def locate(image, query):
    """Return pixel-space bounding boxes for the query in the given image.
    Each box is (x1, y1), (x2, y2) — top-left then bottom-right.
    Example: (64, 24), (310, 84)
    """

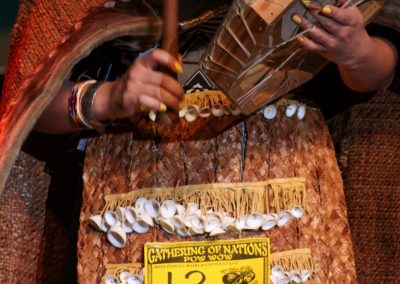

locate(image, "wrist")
(92, 81), (115, 122)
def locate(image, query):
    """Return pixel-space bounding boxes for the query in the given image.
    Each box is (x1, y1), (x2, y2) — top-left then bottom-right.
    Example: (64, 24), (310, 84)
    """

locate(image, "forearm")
(34, 80), (115, 134)
(338, 36), (398, 92)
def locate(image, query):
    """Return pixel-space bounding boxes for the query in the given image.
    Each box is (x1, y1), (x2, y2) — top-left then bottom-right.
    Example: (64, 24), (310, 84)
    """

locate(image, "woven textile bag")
(78, 105), (357, 283)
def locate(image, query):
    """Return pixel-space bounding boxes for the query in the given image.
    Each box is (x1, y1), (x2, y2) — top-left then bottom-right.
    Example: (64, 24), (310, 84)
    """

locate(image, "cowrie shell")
(263, 104), (277, 120)
(285, 104), (297, 118)
(297, 105), (306, 120)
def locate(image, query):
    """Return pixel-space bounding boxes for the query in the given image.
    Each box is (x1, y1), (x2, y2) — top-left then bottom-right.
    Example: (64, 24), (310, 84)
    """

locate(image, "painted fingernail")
(291, 15), (302, 25)
(301, 0), (312, 6)
(160, 103), (167, 112)
(297, 36), (304, 43)
(322, 6), (332, 14)
(174, 61), (183, 74)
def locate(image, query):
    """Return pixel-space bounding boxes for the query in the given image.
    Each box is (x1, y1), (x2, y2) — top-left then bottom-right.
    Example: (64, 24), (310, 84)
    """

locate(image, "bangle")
(68, 80), (96, 128)
(80, 81), (107, 129)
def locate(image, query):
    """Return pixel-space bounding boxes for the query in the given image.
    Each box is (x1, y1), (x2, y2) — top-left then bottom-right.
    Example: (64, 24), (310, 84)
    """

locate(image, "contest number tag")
(144, 238), (270, 284)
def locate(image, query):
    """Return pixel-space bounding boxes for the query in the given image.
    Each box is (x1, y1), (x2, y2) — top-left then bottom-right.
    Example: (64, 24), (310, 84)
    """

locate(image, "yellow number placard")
(144, 238), (270, 284)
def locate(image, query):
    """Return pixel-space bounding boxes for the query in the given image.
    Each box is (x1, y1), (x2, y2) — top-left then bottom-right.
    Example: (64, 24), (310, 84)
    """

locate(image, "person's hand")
(95, 48), (184, 121)
(291, 1), (372, 68)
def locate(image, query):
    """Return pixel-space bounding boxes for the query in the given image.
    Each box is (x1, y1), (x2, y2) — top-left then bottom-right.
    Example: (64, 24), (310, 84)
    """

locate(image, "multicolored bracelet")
(68, 80), (107, 129)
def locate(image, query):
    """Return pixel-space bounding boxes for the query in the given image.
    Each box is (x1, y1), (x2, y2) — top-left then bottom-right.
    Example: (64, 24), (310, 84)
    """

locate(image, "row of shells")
(89, 198), (304, 248)
(262, 103), (306, 120)
(149, 103), (241, 122)
(105, 271), (143, 284)
(103, 266), (312, 284)
(270, 266), (312, 284)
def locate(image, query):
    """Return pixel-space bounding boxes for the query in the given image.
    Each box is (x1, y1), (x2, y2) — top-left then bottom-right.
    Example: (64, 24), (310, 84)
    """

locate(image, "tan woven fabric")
(78, 108), (357, 283)
(330, 88), (400, 283)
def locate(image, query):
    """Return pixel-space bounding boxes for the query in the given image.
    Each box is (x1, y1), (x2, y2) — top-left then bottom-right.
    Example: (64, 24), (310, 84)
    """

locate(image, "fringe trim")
(270, 248), (314, 272)
(101, 263), (143, 283)
(101, 248), (314, 283)
(180, 90), (232, 109)
(101, 177), (307, 216)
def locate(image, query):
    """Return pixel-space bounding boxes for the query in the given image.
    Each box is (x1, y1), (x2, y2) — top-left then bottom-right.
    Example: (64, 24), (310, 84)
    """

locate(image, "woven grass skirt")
(78, 103), (357, 283)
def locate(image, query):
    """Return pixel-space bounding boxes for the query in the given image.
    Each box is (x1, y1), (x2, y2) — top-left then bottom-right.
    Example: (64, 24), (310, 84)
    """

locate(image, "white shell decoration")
(127, 274), (143, 284)
(89, 200), (305, 248)
(144, 199), (161, 219)
(88, 215), (103, 231)
(263, 104), (277, 120)
(116, 206), (126, 222)
(261, 214), (277, 231)
(185, 106), (198, 122)
(297, 105), (306, 120)
(176, 227), (188, 237)
(179, 106), (188, 118)
(187, 202), (199, 212)
(223, 105), (231, 115)
(245, 213), (264, 230)
(100, 219), (110, 233)
(176, 204), (185, 215)
(209, 227), (225, 236)
(285, 104), (297, 118)
(170, 216), (184, 229)
(159, 218), (175, 234)
(104, 211), (118, 227)
(290, 206), (304, 219)
(120, 271), (131, 282)
(135, 197), (148, 213)
(122, 220), (134, 233)
(211, 104), (224, 117)
(104, 1), (116, 8)
(272, 275), (290, 284)
(149, 110), (157, 122)
(160, 200), (177, 219)
(138, 213), (154, 227)
(199, 107), (212, 118)
(204, 215), (222, 233)
(105, 275), (119, 284)
(301, 270), (312, 282)
(271, 266), (286, 278)
(230, 104), (241, 116)
(132, 220), (150, 234)
(107, 225), (127, 248)
(222, 216), (235, 229)
(289, 270), (303, 283)
(125, 207), (138, 225)
(277, 210), (293, 227)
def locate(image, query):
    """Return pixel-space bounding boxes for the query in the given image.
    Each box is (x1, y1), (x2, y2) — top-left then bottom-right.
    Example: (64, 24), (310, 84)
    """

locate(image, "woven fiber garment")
(0, 0), (162, 194)
(0, 151), (50, 282)
(78, 107), (356, 283)
(329, 87), (400, 283)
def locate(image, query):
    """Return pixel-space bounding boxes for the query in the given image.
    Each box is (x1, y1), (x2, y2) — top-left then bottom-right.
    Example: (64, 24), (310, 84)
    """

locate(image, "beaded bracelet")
(68, 80), (106, 129)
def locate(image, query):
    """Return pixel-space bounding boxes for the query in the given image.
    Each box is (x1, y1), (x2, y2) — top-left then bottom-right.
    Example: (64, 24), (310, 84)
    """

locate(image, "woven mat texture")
(0, 151), (50, 282)
(78, 108), (357, 283)
(329, 88), (400, 283)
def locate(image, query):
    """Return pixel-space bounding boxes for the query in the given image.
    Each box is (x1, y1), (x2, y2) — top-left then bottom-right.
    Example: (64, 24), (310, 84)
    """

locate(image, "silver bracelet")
(80, 81), (108, 129)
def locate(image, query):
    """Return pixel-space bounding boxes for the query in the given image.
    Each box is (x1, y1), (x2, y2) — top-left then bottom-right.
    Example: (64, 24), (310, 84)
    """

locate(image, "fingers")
(319, 5), (362, 26)
(139, 48), (183, 75)
(291, 14), (335, 51)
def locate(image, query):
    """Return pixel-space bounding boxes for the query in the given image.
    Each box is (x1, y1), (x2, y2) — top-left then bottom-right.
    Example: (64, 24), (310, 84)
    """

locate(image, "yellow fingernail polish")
(322, 6), (332, 14)
(160, 103), (167, 112)
(297, 36), (304, 43)
(291, 15), (302, 25)
(174, 61), (183, 74)
(301, 0), (311, 6)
